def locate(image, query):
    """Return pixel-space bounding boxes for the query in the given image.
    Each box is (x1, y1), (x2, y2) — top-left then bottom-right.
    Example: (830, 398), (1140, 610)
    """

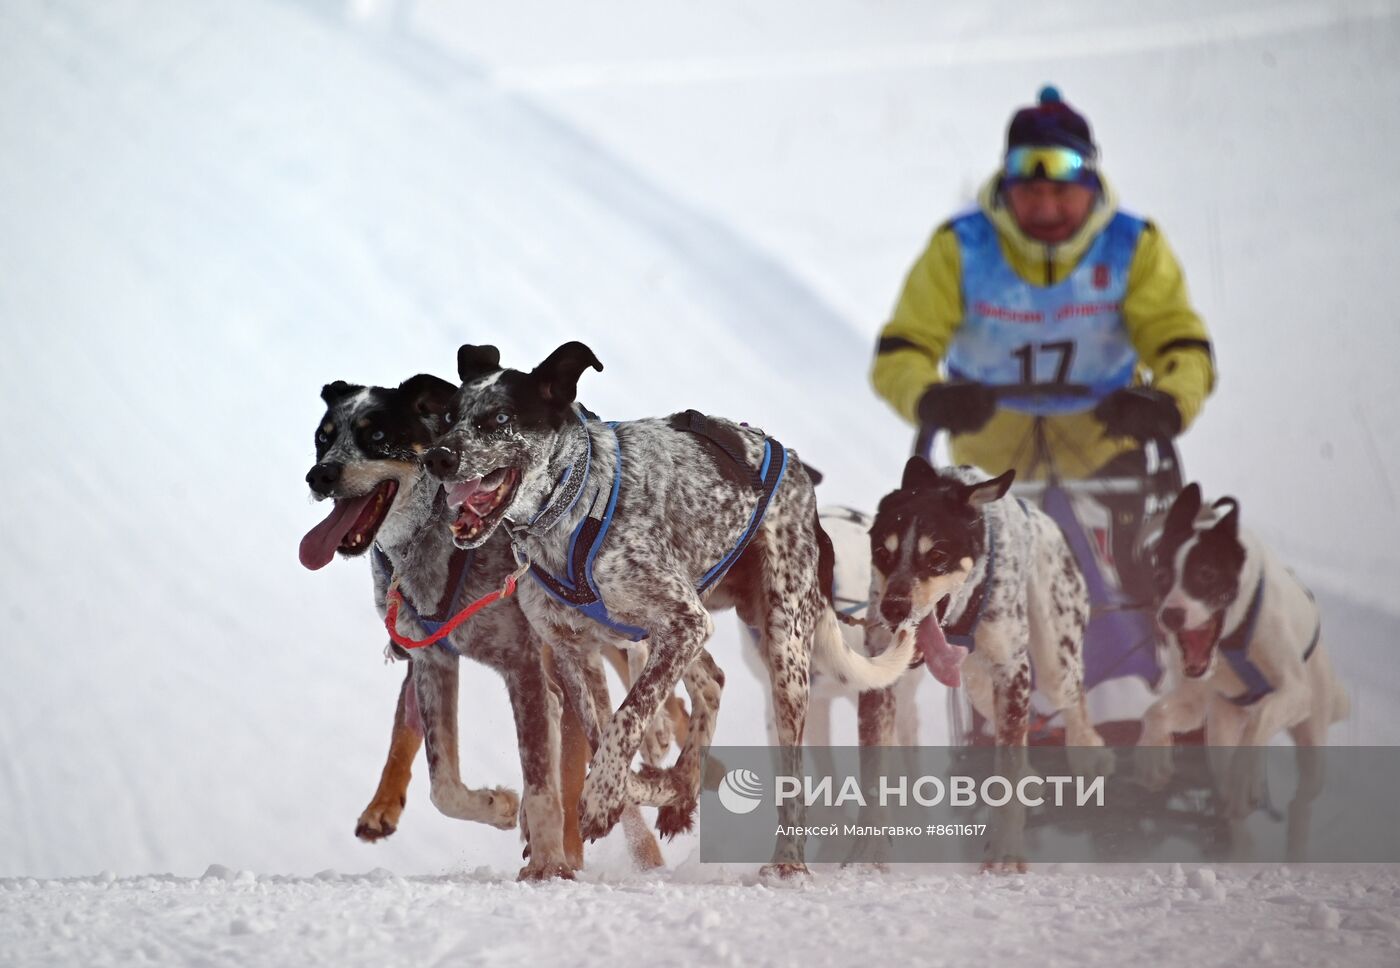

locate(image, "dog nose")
(424, 446), (459, 479)
(306, 462), (342, 496)
(880, 593), (912, 626)
(1159, 606), (1186, 632)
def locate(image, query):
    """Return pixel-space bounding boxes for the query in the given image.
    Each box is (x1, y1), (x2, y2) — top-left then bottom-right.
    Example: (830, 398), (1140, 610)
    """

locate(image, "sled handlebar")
(913, 382), (1095, 460)
(986, 382), (1094, 400)
(912, 380), (1185, 501)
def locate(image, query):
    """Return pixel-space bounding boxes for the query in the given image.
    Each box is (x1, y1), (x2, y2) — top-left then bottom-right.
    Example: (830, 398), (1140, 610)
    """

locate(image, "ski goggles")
(1003, 145), (1097, 184)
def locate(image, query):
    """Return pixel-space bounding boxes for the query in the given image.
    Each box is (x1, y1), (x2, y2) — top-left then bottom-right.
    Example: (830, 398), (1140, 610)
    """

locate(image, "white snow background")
(2, 1), (1399, 965)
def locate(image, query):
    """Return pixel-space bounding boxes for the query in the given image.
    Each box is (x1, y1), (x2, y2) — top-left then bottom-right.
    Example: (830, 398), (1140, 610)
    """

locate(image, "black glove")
(917, 382), (997, 436)
(1093, 387), (1182, 443)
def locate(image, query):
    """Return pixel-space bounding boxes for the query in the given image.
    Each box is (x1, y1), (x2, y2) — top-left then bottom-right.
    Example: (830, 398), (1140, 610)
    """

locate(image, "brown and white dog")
(863, 459), (1104, 753)
(863, 458), (1108, 868)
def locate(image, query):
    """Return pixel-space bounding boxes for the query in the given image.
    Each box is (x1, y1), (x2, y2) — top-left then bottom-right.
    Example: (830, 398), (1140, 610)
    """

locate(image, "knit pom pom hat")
(1006, 85), (1096, 157)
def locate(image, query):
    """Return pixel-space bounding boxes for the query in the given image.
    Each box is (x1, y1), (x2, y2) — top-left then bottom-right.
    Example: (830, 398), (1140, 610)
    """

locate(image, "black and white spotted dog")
(298, 375), (573, 880)
(863, 458), (1106, 755)
(739, 506), (923, 747)
(423, 341), (917, 873)
(1136, 484), (1349, 818)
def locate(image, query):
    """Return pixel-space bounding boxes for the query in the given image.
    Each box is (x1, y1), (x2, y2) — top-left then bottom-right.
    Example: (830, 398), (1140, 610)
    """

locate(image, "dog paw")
(654, 800), (697, 840)
(578, 771), (625, 843)
(429, 782), (520, 829)
(758, 862), (810, 882)
(517, 860), (576, 883)
(578, 799), (625, 843)
(628, 836), (666, 871)
(579, 760), (627, 842)
(839, 861), (891, 874)
(1133, 745), (1174, 792)
(485, 787), (521, 830)
(354, 799), (404, 842)
(979, 859), (1029, 875)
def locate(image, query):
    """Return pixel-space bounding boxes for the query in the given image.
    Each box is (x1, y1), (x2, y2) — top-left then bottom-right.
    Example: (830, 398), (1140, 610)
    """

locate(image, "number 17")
(1011, 340), (1075, 384)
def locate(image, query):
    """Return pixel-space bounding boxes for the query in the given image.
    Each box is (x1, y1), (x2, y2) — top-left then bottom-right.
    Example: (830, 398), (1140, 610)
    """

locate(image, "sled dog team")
(300, 341), (1347, 878)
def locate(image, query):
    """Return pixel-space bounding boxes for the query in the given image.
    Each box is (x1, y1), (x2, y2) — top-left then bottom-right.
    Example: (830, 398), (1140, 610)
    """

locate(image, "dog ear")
(958, 468), (1015, 507)
(1210, 496), (1240, 540)
(1163, 482), (1203, 537)
(397, 374), (457, 418)
(457, 345), (502, 383)
(320, 380), (363, 405)
(900, 456), (940, 490)
(531, 341), (603, 405)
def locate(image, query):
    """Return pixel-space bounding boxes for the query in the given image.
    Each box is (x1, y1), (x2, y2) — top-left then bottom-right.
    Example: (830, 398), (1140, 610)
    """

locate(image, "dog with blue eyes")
(424, 341), (918, 876)
(1136, 483), (1349, 820)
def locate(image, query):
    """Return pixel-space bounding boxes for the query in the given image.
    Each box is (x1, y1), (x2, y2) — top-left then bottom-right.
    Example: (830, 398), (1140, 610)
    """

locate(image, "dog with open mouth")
(863, 457), (1107, 869)
(300, 374), (580, 880)
(1136, 484), (1349, 822)
(423, 341), (917, 876)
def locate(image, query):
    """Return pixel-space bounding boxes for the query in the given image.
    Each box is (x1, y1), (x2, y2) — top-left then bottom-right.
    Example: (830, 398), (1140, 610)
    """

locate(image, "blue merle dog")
(423, 341), (916, 875)
(300, 374), (574, 880)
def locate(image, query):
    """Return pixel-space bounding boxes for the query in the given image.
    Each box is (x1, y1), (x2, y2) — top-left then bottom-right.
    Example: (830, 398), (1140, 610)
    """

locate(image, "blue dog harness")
(371, 543), (475, 658)
(1220, 576), (1323, 707)
(522, 409), (789, 642)
(932, 498), (1043, 651)
(936, 518), (998, 650)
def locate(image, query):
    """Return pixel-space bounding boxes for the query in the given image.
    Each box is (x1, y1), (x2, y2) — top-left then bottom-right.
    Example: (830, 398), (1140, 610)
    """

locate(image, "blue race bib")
(945, 210), (1144, 415)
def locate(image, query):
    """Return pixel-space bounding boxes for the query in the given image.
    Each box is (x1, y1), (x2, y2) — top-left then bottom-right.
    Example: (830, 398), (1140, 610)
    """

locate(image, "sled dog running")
(299, 374), (664, 879)
(1136, 483), (1348, 830)
(424, 341), (917, 875)
(863, 457), (1109, 868)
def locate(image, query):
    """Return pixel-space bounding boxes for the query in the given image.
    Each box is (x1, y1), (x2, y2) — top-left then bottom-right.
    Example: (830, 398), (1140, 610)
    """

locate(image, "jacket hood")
(977, 172), (1121, 270)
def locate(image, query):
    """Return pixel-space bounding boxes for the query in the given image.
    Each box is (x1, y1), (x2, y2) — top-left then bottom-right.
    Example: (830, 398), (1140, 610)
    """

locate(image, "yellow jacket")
(871, 175), (1215, 479)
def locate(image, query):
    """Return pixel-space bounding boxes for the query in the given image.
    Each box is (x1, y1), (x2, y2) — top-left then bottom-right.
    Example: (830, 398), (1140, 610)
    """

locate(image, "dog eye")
(371, 430), (385, 442)
(493, 411), (511, 426)
(316, 431), (328, 444)
(1152, 566), (1173, 594)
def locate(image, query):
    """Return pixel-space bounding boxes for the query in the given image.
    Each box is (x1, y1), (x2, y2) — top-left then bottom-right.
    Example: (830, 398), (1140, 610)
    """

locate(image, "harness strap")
(669, 409), (763, 491)
(527, 423), (649, 641)
(522, 408), (593, 536)
(697, 437), (787, 594)
(1223, 576), (1323, 707)
(939, 527), (994, 650)
(383, 557), (529, 653)
(373, 544), (477, 657)
(937, 498), (1024, 650)
(526, 415), (788, 641)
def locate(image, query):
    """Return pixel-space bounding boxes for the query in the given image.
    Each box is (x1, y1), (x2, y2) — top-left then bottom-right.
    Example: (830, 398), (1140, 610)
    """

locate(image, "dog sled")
(916, 382), (1199, 747)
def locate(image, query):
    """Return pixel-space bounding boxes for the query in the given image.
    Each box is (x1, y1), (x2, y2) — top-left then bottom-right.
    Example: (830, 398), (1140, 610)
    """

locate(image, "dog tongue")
(447, 478), (486, 510)
(915, 615), (969, 688)
(298, 493), (377, 571)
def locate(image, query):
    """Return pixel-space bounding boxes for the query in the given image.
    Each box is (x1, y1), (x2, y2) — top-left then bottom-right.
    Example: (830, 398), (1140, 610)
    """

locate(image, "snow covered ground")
(2, 0), (1399, 964)
(6, 865), (1400, 968)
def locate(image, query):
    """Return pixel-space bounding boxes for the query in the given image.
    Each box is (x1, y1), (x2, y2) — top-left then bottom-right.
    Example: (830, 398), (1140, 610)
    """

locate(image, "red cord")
(383, 572), (521, 650)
